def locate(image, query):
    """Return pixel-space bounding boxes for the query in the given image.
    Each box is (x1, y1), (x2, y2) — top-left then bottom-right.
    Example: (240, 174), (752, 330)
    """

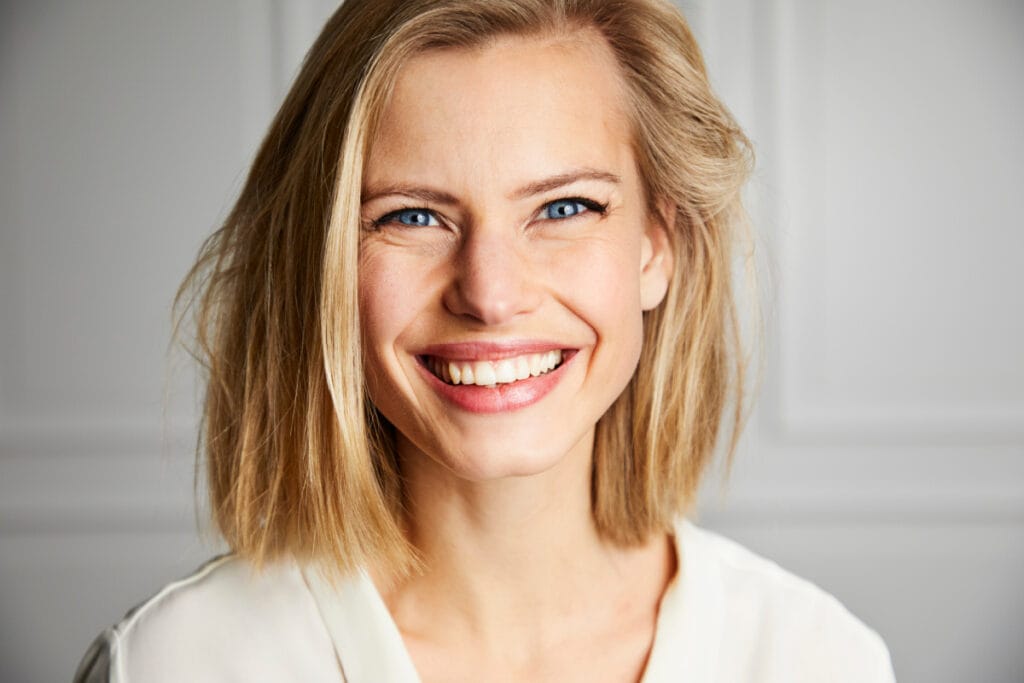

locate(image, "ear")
(640, 199), (675, 311)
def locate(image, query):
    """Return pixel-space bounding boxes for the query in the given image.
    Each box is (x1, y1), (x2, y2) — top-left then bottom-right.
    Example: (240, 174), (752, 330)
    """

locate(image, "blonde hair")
(174, 0), (752, 577)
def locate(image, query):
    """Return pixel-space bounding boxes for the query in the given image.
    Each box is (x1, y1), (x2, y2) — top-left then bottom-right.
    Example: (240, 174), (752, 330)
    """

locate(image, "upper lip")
(415, 340), (571, 361)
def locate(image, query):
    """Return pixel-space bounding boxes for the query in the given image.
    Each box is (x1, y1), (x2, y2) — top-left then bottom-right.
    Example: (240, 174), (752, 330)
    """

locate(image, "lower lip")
(417, 352), (575, 414)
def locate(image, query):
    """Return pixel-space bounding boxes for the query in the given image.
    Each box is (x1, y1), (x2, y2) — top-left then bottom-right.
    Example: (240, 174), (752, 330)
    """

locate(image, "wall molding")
(0, 417), (196, 457)
(6, 488), (1019, 535)
(698, 488), (1024, 527)
(3, 450), (1020, 535)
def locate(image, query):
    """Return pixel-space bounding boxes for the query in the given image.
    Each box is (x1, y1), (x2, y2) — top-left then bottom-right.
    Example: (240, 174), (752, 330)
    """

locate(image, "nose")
(442, 230), (542, 325)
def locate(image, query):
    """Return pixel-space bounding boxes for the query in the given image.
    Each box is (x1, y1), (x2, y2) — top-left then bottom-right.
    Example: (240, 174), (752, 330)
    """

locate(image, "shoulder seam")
(688, 522), (891, 653)
(113, 554), (237, 642)
(691, 524), (824, 595)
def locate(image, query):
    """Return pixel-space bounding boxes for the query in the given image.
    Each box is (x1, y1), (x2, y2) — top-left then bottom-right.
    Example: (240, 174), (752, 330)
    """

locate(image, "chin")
(455, 451), (562, 482)
(419, 431), (588, 483)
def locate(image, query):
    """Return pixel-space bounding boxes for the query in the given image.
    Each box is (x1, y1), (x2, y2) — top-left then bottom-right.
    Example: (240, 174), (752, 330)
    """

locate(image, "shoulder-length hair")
(174, 0), (752, 577)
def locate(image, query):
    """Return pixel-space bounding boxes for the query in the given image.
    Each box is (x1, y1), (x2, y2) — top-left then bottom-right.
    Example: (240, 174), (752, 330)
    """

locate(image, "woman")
(76, 0), (894, 680)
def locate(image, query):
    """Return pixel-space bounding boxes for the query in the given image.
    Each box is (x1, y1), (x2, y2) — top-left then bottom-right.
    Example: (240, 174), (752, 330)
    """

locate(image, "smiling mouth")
(421, 350), (566, 387)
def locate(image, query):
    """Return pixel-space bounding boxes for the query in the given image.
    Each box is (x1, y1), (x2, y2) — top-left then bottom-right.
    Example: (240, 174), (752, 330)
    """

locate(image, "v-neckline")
(300, 520), (722, 682)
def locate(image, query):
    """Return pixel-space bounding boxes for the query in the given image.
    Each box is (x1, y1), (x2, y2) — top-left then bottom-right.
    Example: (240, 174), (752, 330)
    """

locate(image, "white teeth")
(473, 362), (497, 387)
(435, 350), (564, 386)
(494, 361), (517, 384)
(514, 356), (531, 381)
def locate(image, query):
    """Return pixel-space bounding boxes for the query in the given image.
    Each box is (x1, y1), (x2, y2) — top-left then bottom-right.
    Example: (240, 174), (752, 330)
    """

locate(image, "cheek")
(358, 246), (434, 347)
(356, 255), (394, 397)
(357, 251), (423, 416)
(357, 256), (399, 359)
(552, 236), (645, 328)
(357, 250), (423, 404)
(547, 235), (647, 386)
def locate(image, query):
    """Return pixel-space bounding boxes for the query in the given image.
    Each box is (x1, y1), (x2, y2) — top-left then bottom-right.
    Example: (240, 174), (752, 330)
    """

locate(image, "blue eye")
(541, 198), (606, 220)
(377, 208), (439, 227)
(544, 199), (586, 219)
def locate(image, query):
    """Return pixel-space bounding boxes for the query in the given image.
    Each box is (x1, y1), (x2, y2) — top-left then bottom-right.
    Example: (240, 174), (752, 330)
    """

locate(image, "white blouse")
(74, 520), (895, 682)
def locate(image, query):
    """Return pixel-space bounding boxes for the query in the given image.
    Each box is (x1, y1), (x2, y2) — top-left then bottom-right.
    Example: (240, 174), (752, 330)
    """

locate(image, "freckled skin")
(358, 33), (673, 482)
(356, 33), (678, 682)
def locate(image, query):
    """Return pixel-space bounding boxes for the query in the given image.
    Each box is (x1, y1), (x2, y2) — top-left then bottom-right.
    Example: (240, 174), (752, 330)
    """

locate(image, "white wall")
(1, 1), (1021, 681)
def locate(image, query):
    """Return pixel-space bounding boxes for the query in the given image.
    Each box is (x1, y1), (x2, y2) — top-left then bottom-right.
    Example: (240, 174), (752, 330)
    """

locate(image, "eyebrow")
(361, 168), (621, 205)
(361, 185), (459, 205)
(510, 169), (622, 199)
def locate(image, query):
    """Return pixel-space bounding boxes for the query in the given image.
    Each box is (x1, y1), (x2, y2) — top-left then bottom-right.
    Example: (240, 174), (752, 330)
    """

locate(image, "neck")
(375, 429), (674, 654)
(405, 428), (603, 597)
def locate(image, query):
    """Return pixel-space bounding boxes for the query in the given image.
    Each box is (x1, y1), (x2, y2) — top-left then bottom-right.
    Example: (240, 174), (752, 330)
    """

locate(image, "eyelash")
(369, 196), (608, 230)
(540, 197), (608, 221)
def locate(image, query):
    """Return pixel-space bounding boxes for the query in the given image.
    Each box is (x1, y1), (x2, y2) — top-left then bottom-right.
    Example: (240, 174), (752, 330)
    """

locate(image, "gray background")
(1, 0), (1023, 681)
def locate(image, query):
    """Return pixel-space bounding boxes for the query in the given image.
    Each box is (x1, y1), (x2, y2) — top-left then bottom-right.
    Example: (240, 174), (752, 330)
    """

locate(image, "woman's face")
(358, 32), (672, 481)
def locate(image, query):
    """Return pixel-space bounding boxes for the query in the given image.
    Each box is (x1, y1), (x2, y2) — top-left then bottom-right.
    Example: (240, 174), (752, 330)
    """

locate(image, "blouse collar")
(300, 519), (722, 682)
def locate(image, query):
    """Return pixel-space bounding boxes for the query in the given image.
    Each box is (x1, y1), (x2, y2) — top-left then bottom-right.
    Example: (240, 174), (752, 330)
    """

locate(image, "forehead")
(365, 32), (637, 191)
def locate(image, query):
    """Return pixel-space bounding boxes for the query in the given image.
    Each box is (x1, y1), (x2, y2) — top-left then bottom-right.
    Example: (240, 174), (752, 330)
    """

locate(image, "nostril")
(441, 239), (542, 324)
(443, 276), (540, 326)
